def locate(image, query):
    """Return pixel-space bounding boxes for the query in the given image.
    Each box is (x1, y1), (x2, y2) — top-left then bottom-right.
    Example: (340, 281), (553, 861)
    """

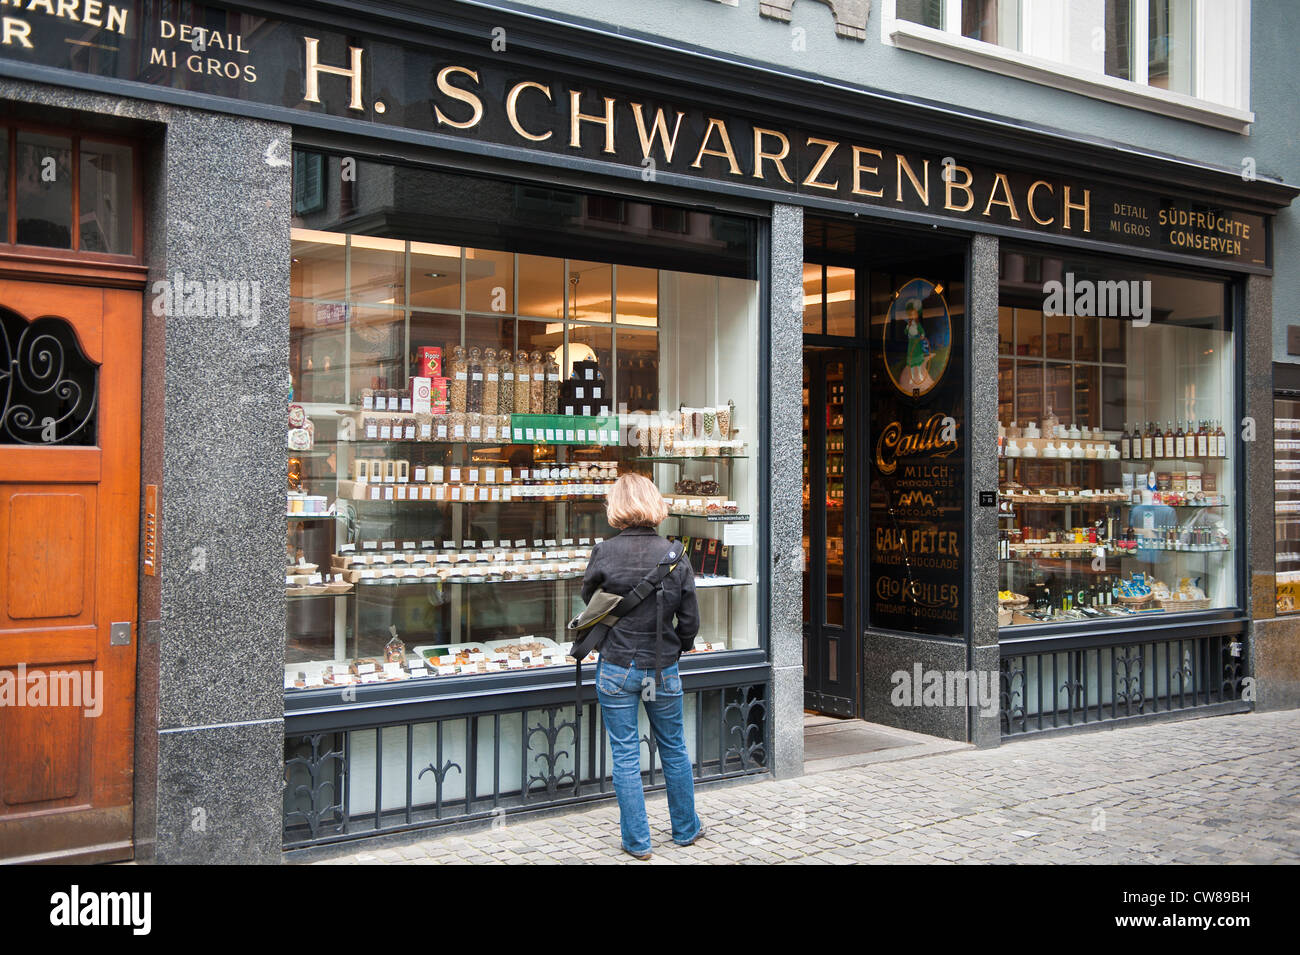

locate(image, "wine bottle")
(1174, 420), (1185, 459)
(1196, 420), (1209, 458)
(1142, 422), (1153, 460)
(1153, 422), (1165, 459)
(1120, 422), (1131, 460)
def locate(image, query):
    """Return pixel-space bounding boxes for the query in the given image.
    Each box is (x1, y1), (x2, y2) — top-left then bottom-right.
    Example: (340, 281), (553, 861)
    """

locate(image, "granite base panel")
(150, 720), (285, 865)
(1251, 616), (1300, 712)
(862, 632), (971, 742)
(770, 663), (806, 777)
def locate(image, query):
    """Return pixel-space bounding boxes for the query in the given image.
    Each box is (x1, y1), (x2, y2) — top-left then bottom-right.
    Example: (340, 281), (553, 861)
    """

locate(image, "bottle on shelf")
(1196, 420), (1209, 458)
(1120, 423), (1131, 460)
(1153, 422), (1164, 459)
(1141, 421), (1154, 460)
(1217, 420), (1228, 458)
(1174, 420), (1185, 459)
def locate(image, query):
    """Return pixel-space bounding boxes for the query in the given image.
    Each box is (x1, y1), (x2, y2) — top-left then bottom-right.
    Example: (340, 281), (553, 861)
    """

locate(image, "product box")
(689, 537), (708, 574)
(1203, 471), (1217, 492)
(703, 538), (721, 576)
(1187, 470), (1202, 493)
(416, 346), (443, 379)
(717, 544), (731, 578)
(1156, 471), (1171, 492)
(410, 376), (432, 414)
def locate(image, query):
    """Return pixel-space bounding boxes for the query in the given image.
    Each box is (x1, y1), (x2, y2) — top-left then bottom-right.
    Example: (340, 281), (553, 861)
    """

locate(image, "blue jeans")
(595, 659), (701, 855)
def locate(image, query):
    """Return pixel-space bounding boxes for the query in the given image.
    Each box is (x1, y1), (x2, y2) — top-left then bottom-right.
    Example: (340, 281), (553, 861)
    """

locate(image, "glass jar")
(514, 350), (532, 413)
(545, 352), (560, 414)
(498, 350), (514, 416)
(448, 345), (469, 413)
(529, 350), (546, 413)
(467, 346), (484, 413)
(482, 348), (500, 416)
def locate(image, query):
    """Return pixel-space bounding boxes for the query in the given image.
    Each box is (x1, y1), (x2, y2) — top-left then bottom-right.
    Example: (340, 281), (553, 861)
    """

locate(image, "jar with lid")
(467, 347), (484, 413)
(514, 350), (532, 413)
(544, 352), (561, 414)
(497, 349), (514, 415)
(448, 345), (469, 413)
(482, 348), (500, 416)
(529, 351), (546, 412)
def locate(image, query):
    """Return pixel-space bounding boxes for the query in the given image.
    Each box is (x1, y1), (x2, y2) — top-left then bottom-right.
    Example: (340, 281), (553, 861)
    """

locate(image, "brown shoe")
(623, 845), (653, 861)
(676, 824), (706, 847)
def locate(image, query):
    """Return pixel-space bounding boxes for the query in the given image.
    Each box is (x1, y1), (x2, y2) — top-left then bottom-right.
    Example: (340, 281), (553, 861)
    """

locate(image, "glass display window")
(998, 249), (1237, 628)
(285, 153), (761, 691)
(1274, 395), (1300, 614)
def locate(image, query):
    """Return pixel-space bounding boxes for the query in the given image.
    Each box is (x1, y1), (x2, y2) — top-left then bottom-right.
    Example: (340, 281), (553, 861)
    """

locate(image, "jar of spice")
(514, 350), (532, 413)
(448, 345), (469, 413)
(467, 347), (484, 413)
(498, 349), (515, 415)
(545, 352), (560, 414)
(482, 348), (500, 416)
(529, 351), (545, 413)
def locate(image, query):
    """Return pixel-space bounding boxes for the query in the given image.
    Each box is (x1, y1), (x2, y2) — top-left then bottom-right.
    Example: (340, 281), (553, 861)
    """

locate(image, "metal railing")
(999, 629), (1249, 737)
(283, 681), (769, 848)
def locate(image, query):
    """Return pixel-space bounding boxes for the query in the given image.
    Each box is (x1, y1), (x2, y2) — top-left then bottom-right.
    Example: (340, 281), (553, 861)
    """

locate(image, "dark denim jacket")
(580, 526), (699, 669)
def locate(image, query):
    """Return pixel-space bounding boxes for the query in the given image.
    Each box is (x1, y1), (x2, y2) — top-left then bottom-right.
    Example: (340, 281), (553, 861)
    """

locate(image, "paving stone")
(302, 711), (1300, 867)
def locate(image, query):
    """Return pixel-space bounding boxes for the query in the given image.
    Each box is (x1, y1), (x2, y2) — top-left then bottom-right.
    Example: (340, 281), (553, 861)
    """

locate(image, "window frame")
(880, 0), (1254, 134)
(0, 121), (143, 263)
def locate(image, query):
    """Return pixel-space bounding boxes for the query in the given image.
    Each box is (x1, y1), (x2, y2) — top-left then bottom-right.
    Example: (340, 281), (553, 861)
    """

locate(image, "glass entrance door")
(803, 348), (858, 716)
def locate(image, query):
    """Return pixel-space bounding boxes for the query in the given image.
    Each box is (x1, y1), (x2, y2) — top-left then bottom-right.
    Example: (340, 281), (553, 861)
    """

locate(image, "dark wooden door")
(802, 348), (859, 716)
(0, 280), (141, 863)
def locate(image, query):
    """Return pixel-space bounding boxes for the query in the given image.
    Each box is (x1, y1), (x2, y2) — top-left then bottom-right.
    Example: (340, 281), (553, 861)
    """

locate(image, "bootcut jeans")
(595, 658), (701, 855)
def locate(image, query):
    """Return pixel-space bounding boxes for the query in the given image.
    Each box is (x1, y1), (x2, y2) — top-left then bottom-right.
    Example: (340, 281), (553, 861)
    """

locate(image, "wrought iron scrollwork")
(525, 707), (577, 798)
(418, 757), (463, 805)
(723, 688), (767, 770)
(284, 733), (347, 839)
(1113, 647), (1145, 711)
(0, 309), (98, 445)
(999, 657), (1025, 733)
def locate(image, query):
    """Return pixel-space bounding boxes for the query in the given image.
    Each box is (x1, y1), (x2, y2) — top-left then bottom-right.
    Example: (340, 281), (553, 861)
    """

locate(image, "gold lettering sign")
(875, 413), (958, 475)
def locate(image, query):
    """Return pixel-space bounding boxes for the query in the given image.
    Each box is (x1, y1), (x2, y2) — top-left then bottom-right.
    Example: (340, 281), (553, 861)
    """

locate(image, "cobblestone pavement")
(309, 710), (1300, 865)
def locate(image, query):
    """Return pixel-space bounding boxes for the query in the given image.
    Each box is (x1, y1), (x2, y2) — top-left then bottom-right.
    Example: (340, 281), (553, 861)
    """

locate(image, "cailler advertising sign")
(0, 0), (1269, 265)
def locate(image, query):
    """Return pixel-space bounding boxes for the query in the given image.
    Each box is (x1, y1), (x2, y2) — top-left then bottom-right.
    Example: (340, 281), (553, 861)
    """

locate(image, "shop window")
(1275, 395), (1300, 614)
(802, 263), (856, 338)
(286, 154), (761, 691)
(998, 249), (1237, 629)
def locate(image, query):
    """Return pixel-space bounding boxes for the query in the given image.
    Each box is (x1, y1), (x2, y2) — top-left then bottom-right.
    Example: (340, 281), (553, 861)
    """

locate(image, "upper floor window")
(885, 0), (1252, 133)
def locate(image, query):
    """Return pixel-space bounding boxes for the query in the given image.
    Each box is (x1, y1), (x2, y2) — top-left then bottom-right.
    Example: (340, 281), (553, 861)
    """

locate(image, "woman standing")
(582, 472), (704, 860)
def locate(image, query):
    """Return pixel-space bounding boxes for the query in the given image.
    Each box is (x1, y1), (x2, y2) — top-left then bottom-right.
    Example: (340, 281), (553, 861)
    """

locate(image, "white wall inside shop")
(655, 271), (761, 651)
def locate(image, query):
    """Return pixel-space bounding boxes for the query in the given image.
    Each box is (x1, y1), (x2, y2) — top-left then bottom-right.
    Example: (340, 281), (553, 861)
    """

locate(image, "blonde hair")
(605, 472), (669, 529)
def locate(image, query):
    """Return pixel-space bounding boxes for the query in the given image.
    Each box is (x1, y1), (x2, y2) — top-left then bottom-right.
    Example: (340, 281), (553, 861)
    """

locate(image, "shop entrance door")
(0, 280), (142, 863)
(803, 348), (859, 716)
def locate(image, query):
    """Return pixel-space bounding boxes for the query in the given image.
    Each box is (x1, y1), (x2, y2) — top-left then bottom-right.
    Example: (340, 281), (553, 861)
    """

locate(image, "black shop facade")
(0, 0), (1291, 862)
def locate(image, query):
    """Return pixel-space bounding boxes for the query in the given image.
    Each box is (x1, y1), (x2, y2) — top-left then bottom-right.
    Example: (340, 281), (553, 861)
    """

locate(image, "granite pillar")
(968, 233), (1001, 747)
(768, 203), (806, 778)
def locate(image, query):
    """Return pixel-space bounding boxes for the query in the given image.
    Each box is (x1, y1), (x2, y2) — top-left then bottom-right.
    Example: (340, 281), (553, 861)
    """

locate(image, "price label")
(414, 467), (427, 482)
(305, 673), (325, 687)
(379, 424), (392, 439)
(472, 372), (483, 381)
(565, 430), (575, 442)
(420, 423), (433, 439)
(436, 423), (448, 439)
(437, 665), (457, 676)
(545, 429), (555, 441)
(384, 486), (395, 500)
(507, 659), (524, 669)
(355, 662), (376, 675)
(365, 425), (378, 439)
(468, 468), (480, 483)
(339, 543), (356, 553)
(525, 428), (536, 440)
(514, 428), (524, 440)
(470, 426), (482, 440)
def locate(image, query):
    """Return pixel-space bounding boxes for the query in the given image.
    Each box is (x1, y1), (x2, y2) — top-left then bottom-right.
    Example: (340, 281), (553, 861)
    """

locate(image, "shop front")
(0, 0), (1293, 862)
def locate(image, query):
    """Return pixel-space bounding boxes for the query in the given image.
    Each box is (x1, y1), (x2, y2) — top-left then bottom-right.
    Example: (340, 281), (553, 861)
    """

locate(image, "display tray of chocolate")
(675, 478), (699, 495)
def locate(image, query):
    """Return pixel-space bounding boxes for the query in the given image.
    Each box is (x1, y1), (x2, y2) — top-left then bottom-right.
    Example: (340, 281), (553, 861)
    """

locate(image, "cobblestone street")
(307, 709), (1300, 865)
